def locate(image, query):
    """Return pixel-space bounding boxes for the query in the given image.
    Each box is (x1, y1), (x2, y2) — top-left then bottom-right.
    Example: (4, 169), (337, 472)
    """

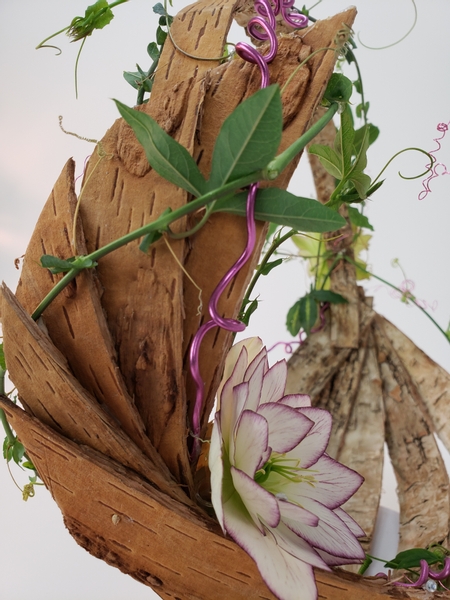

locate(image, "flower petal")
(285, 407), (332, 468)
(223, 496), (319, 600)
(217, 337), (263, 400)
(244, 346), (268, 381)
(277, 498), (319, 528)
(257, 403), (314, 453)
(243, 355), (266, 413)
(334, 507), (366, 538)
(270, 520), (330, 571)
(233, 410), (269, 477)
(231, 466), (280, 529)
(260, 361), (287, 404)
(279, 394), (312, 408)
(280, 454), (364, 509)
(282, 497), (365, 561)
(209, 416), (225, 531)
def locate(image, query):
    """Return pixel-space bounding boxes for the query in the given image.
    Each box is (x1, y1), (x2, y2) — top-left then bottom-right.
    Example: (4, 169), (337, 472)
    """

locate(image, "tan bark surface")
(338, 334), (385, 550)
(15, 159), (160, 463)
(1, 284), (189, 504)
(374, 317), (450, 551)
(382, 316), (450, 453)
(1, 396), (442, 600)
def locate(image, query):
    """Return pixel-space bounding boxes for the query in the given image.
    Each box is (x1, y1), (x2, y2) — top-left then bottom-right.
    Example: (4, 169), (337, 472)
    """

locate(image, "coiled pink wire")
(189, 0), (308, 460)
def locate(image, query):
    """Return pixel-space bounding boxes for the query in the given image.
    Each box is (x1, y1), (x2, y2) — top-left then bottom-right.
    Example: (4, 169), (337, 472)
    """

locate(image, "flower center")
(254, 452), (317, 487)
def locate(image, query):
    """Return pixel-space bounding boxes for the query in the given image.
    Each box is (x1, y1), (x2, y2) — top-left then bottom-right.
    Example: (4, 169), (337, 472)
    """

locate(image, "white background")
(0, 0), (449, 598)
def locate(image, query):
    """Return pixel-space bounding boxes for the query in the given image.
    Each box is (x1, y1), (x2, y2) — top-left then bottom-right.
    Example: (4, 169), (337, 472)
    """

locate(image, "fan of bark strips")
(285, 108), (450, 561)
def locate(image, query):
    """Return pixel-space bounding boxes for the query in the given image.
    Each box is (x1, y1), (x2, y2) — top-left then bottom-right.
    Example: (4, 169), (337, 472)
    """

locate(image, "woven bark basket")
(1, 1), (446, 598)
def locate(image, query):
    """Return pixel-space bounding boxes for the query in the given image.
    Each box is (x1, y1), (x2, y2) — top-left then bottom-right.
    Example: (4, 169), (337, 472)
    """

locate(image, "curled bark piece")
(338, 333), (385, 551)
(15, 159), (160, 464)
(374, 317), (450, 551)
(1, 284), (189, 505)
(382, 316), (450, 454)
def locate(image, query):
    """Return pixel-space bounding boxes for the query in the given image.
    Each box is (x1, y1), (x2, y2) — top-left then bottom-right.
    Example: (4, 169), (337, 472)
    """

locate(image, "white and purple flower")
(209, 337), (365, 600)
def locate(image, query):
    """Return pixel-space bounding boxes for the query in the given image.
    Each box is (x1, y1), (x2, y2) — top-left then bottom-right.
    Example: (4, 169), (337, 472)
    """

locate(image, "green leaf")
(241, 298), (259, 326)
(123, 70), (152, 92)
(12, 441), (25, 465)
(0, 343), (6, 371)
(287, 294), (318, 336)
(115, 100), (207, 197)
(212, 188), (347, 232)
(354, 123), (379, 155)
(208, 85), (282, 189)
(286, 300), (302, 336)
(259, 258), (283, 276)
(349, 171), (371, 199)
(308, 145), (342, 180)
(384, 548), (440, 570)
(347, 207), (374, 231)
(353, 78), (362, 94)
(40, 255), (75, 274)
(323, 73), (353, 104)
(153, 2), (166, 16)
(156, 26), (167, 46)
(311, 290), (348, 304)
(147, 41), (160, 61)
(356, 101), (369, 119)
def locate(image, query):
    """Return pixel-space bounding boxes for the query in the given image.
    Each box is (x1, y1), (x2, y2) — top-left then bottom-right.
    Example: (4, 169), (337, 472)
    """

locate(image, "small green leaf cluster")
(123, 2), (173, 104)
(309, 103), (382, 209)
(286, 289), (347, 337)
(68, 0), (118, 42)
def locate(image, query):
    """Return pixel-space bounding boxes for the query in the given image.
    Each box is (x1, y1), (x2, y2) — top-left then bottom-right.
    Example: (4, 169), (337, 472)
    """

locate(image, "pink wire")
(188, 0), (308, 461)
(419, 121), (450, 200)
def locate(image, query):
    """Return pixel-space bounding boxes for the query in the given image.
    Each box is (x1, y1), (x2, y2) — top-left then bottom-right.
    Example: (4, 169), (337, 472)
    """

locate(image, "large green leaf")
(115, 100), (207, 197)
(213, 188), (346, 232)
(334, 106), (354, 175)
(208, 85), (282, 189)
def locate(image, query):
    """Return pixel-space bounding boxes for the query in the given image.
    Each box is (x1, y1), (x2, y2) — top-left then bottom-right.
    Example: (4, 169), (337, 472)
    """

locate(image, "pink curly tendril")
(393, 557), (450, 591)
(418, 121), (450, 201)
(388, 279), (438, 312)
(189, 0), (308, 461)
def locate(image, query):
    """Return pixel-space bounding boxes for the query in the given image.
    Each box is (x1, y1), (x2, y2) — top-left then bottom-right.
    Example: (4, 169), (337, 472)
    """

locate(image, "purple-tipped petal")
(283, 497), (365, 561)
(285, 407), (332, 468)
(257, 403), (314, 453)
(243, 356), (266, 413)
(209, 417), (225, 531)
(271, 521), (330, 571)
(244, 347), (268, 381)
(260, 361), (287, 404)
(279, 394), (312, 408)
(334, 507), (366, 538)
(231, 466), (280, 529)
(220, 379), (249, 452)
(277, 498), (319, 528)
(223, 499), (320, 600)
(233, 410), (269, 476)
(286, 455), (364, 509)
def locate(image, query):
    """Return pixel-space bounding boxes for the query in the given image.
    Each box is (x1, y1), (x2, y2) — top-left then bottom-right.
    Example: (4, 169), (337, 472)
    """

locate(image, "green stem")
(109, 0), (129, 8)
(264, 103), (339, 179)
(345, 257), (450, 344)
(35, 26), (70, 51)
(0, 368), (15, 445)
(168, 203), (216, 239)
(240, 228), (296, 321)
(32, 171), (263, 321)
(74, 37), (86, 100)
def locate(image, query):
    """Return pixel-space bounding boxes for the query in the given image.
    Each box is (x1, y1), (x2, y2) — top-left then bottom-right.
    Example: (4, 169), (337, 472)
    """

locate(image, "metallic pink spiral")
(189, 0), (308, 460)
